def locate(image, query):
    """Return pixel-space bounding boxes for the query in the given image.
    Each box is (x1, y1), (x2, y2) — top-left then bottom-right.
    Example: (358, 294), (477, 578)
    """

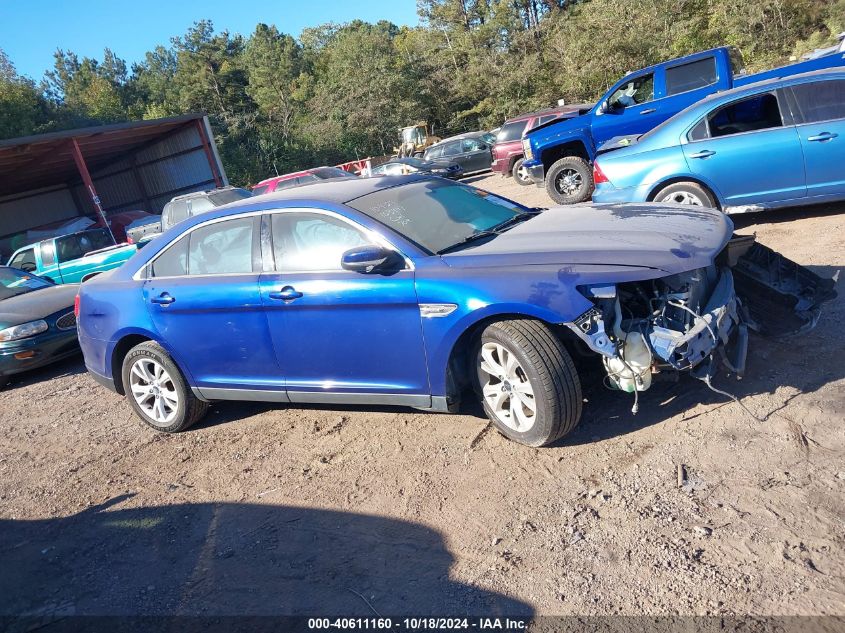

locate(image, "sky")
(0, 0), (421, 80)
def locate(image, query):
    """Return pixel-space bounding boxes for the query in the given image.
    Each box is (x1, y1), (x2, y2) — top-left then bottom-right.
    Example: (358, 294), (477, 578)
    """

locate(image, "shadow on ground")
(0, 497), (532, 618)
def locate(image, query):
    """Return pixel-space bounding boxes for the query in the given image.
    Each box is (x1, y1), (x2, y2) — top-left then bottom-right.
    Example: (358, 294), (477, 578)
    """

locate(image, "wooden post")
(70, 138), (117, 244)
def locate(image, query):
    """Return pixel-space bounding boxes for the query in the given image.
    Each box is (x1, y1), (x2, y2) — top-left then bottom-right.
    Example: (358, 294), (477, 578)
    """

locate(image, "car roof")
(701, 67), (845, 105)
(254, 168), (329, 186)
(169, 186), (245, 202)
(428, 131), (488, 148)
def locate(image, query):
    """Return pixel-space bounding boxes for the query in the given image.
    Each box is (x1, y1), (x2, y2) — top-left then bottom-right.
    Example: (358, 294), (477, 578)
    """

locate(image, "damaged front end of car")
(565, 235), (837, 398)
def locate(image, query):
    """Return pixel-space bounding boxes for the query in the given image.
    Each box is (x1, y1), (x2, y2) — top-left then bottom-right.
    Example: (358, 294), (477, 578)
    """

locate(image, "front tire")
(121, 341), (208, 433)
(545, 156), (593, 205)
(512, 158), (532, 186)
(475, 320), (582, 447)
(652, 181), (717, 208)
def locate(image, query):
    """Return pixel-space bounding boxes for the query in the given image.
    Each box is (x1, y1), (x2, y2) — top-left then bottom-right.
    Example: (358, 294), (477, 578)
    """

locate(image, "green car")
(0, 266), (80, 388)
(7, 228), (138, 284)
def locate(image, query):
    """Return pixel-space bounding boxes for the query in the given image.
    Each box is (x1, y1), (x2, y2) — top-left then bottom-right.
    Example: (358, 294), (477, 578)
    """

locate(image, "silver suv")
(161, 187), (252, 231)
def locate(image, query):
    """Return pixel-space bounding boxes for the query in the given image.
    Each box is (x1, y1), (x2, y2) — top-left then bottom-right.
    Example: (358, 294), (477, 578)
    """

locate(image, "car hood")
(442, 203), (732, 274)
(0, 284), (78, 329)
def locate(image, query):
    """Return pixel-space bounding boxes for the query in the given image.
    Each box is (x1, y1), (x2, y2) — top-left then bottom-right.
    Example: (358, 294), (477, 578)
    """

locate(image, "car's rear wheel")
(652, 182), (717, 208)
(512, 158), (532, 186)
(475, 319), (582, 447)
(545, 156), (594, 204)
(121, 341), (208, 433)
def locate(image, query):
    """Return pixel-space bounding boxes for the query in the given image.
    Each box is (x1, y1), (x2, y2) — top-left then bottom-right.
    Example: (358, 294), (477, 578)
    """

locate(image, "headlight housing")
(522, 138), (533, 161)
(0, 320), (49, 342)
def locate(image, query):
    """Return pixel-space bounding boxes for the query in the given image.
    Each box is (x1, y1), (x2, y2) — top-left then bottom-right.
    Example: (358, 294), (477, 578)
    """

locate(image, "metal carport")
(0, 114), (227, 258)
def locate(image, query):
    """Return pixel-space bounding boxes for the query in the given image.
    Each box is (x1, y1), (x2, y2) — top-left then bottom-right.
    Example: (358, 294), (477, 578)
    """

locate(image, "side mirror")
(341, 245), (400, 273)
(597, 101), (608, 115)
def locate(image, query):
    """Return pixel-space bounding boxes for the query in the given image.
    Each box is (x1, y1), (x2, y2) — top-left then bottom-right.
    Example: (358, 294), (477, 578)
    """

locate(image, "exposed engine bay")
(567, 235), (837, 397)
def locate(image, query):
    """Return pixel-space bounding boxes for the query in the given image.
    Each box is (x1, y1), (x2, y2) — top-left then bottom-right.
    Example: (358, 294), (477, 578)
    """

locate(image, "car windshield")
(208, 188), (253, 206)
(252, 184), (270, 195)
(395, 158), (432, 169)
(0, 267), (52, 300)
(347, 179), (529, 254)
(55, 229), (113, 263)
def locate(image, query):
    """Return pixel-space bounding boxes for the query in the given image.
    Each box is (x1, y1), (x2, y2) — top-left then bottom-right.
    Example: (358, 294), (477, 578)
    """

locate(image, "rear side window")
(665, 57), (717, 96)
(791, 80), (845, 123)
(497, 120), (526, 142)
(708, 93), (783, 138)
(273, 178), (300, 191)
(187, 217), (256, 275)
(152, 235), (188, 277)
(39, 240), (56, 267)
(687, 118), (709, 142)
(187, 197), (215, 217)
(462, 138), (485, 152)
(55, 229), (112, 263)
(164, 200), (189, 228)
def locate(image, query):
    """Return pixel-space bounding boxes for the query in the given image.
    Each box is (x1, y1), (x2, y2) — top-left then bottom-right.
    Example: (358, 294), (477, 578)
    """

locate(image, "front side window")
(497, 120), (527, 143)
(55, 229), (112, 263)
(271, 212), (370, 272)
(9, 248), (36, 272)
(441, 142), (461, 157)
(426, 145), (444, 160)
(665, 57), (717, 96)
(187, 217), (256, 275)
(791, 80), (845, 124)
(608, 73), (655, 109)
(708, 93), (783, 138)
(348, 179), (527, 254)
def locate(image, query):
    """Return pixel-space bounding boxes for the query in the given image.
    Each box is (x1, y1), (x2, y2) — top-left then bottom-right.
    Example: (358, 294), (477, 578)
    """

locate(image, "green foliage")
(0, 0), (841, 184)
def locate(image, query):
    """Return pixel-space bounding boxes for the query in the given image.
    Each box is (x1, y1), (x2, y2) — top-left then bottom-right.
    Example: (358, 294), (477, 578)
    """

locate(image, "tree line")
(1, 0), (842, 186)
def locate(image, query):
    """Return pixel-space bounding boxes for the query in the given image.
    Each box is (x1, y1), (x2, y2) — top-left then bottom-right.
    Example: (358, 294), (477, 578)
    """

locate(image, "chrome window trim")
(136, 207), (414, 281)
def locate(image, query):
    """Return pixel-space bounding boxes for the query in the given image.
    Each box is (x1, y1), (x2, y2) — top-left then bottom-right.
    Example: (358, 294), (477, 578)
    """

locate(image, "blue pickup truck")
(522, 42), (845, 204)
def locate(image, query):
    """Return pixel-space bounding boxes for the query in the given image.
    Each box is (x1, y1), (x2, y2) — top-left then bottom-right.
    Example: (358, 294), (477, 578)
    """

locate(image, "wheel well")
(540, 141), (590, 170)
(444, 314), (581, 401)
(646, 177), (721, 210)
(111, 334), (152, 395)
(508, 154), (524, 171)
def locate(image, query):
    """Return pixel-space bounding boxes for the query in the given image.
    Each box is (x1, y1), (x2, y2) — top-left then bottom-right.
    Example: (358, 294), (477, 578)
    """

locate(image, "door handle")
(268, 286), (303, 302)
(688, 150), (716, 159)
(640, 108), (656, 115)
(151, 292), (175, 306)
(807, 132), (838, 142)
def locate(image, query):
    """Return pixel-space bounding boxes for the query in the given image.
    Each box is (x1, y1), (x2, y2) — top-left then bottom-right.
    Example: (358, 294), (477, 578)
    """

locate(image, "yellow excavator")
(394, 123), (441, 158)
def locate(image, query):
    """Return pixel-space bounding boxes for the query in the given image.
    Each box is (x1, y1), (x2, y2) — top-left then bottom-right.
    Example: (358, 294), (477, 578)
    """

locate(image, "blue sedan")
(76, 176), (831, 446)
(592, 69), (845, 212)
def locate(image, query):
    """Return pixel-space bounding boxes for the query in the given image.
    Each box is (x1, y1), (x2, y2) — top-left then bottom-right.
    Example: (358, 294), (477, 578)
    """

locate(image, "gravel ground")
(1, 173), (843, 619)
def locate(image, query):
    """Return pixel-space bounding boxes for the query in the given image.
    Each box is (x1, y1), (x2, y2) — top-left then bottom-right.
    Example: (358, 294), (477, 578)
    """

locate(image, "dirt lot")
(1, 173), (843, 619)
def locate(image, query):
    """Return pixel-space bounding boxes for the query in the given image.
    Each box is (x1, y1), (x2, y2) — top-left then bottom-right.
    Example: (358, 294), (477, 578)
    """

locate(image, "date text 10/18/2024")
(308, 618), (528, 630)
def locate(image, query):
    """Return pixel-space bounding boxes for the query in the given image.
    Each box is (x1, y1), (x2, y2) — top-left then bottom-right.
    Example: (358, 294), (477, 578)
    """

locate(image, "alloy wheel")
(516, 164), (530, 184)
(479, 342), (537, 432)
(555, 169), (583, 196)
(129, 358), (179, 425)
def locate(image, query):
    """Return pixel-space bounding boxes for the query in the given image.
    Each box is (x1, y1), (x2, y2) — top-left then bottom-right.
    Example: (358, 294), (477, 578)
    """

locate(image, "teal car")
(7, 228), (137, 284)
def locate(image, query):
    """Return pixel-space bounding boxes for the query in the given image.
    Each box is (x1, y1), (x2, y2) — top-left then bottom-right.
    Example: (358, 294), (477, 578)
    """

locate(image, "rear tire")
(652, 181), (717, 208)
(121, 341), (208, 433)
(512, 158), (532, 186)
(545, 156), (594, 205)
(475, 319), (582, 447)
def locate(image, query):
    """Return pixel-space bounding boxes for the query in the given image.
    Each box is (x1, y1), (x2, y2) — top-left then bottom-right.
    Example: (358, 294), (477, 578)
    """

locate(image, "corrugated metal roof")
(0, 114), (206, 197)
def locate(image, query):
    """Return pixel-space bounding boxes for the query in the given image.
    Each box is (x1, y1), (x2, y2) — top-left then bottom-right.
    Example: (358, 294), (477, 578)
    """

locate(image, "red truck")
(491, 103), (592, 185)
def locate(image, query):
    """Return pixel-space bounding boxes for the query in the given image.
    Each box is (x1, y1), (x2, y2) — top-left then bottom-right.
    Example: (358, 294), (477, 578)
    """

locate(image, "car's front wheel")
(121, 341), (208, 433)
(652, 181), (717, 208)
(475, 319), (582, 447)
(512, 158), (532, 186)
(545, 156), (594, 205)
